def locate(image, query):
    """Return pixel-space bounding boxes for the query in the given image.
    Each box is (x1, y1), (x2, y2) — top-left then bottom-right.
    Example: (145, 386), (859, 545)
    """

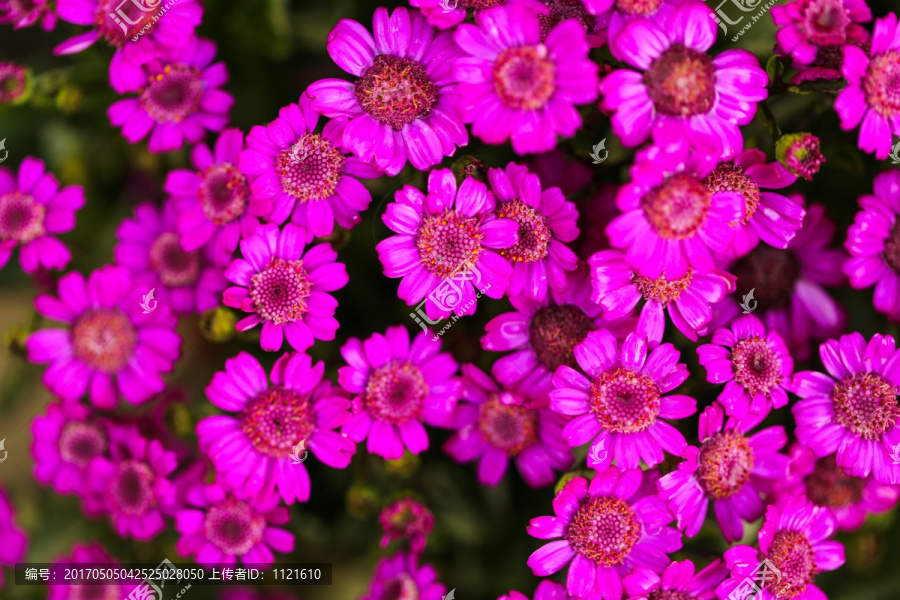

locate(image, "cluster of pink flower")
(1, 0), (900, 598)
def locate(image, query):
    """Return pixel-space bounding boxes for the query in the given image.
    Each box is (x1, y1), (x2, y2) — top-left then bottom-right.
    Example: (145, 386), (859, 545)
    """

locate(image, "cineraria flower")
(696, 314), (794, 418)
(585, 0), (691, 52)
(0, 61), (29, 103)
(486, 162), (579, 301)
(444, 364), (573, 488)
(338, 325), (460, 459)
(525, 148), (593, 197)
(114, 200), (228, 315)
(792, 332), (900, 485)
(453, 3), (598, 154)
(361, 552), (446, 600)
(658, 403), (788, 543)
(49, 543), (125, 600)
(0, 157), (85, 273)
(0, 485), (27, 588)
(507, 0), (604, 46)
(26, 264), (181, 407)
(378, 498), (435, 554)
(306, 6), (467, 176)
(775, 133), (826, 181)
(500, 580), (570, 600)
(550, 329), (696, 469)
(376, 169), (518, 321)
(835, 12), (900, 159)
(222, 223), (348, 352)
(238, 95), (381, 237)
(778, 25), (870, 85)
(527, 467), (682, 599)
(197, 351), (355, 504)
(175, 481), (294, 567)
(601, 3), (768, 160)
(589, 248), (735, 345)
(0, 0), (55, 30)
(407, 0), (505, 30)
(166, 128), (264, 264)
(622, 559), (728, 600)
(108, 38), (232, 153)
(717, 495), (844, 600)
(772, 0), (871, 65)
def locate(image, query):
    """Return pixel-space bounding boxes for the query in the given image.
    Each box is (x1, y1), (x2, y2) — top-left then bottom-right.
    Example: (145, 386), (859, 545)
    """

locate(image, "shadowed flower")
(0, 61), (29, 103)
(48, 543), (127, 600)
(408, 0), (505, 29)
(0, 0), (55, 30)
(622, 559), (728, 600)
(582, 0), (691, 52)
(361, 552), (447, 600)
(0, 485), (27, 588)
(525, 148), (594, 197)
(772, 0), (871, 66)
(378, 498), (435, 554)
(500, 580), (571, 600)
(506, 0), (605, 46)
(574, 184), (619, 260)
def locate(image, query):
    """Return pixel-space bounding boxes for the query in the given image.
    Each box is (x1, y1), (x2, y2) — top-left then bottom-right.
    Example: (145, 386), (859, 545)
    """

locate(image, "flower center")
(241, 386), (314, 459)
(804, 454), (866, 509)
(883, 221), (900, 273)
(731, 336), (783, 397)
(149, 232), (201, 287)
(379, 573), (420, 600)
(496, 198), (552, 263)
(477, 393), (539, 455)
(615, 0), (663, 14)
(109, 460), (156, 515)
(492, 45), (556, 111)
(528, 304), (596, 372)
(647, 592), (694, 600)
(248, 258), (312, 325)
(204, 496), (266, 556)
(805, 0), (851, 45)
(632, 268), (693, 306)
(589, 367), (661, 434)
(278, 134), (346, 202)
(863, 51), (900, 119)
(765, 530), (818, 598)
(139, 64), (204, 123)
(0, 192), (46, 243)
(96, 0), (161, 46)
(566, 496), (641, 566)
(696, 429), (754, 499)
(732, 246), (800, 309)
(831, 372), (899, 440)
(415, 209), (484, 279)
(198, 163), (249, 226)
(354, 54), (439, 130)
(59, 421), (107, 468)
(537, 0), (596, 40)
(363, 361), (429, 424)
(644, 44), (716, 117)
(641, 172), (712, 239)
(72, 308), (138, 373)
(704, 161), (760, 225)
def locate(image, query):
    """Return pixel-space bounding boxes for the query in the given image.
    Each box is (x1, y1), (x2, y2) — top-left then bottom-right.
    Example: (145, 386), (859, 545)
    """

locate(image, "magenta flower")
(792, 332), (900, 485)
(717, 495), (844, 600)
(772, 0), (871, 65)
(238, 95), (381, 237)
(26, 264), (181, 407)
(443, 364), (573, 488)
(0, 62), (29, 103)
(506, 0), (605, 46)
(775, 132), (826, 181)
(306, 6), (467, 176)
(108, 38), (232, 153)
(584, 0), (691, 52)
(49, 543), (127, 600)
(500, 580), (570, 600)
(222, 223), (348, 352)
(0, 485), (27, 588)
(376, 169), (518, 321)
(0, 0), (55, 30)
(601, 3), (767, 159)
(338, 325), (461, 460)
(378, 498), (435, 554)
(486, 162), (579, 301)
(696, 314), (794, 419)
(623, 559), (728, 600)
(0, 157), (85, 273)
(550, 329), (696, 470)
(361, 552), (446, 600)
(526, 467), (682, 599)
(175, 481), (294, 567)
(197, 351), (355, 504)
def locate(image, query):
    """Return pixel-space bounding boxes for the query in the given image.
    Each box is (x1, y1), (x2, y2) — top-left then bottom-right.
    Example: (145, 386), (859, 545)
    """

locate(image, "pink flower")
(378, 498), (435, 554)
(623, 559), (727, 600)
(772, 0), (871, 65)
(0, 0), (56, 30)
(361, 552), (446, 600)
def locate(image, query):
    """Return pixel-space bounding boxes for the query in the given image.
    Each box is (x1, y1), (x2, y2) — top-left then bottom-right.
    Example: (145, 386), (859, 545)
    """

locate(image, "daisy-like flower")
(0, 157), (85, 274)
(197, 351), (355, 504)
(338, 325), (460, 460)
(0, 0), (56, 30)
(550, 329), (696, 470)
(237, 95), (381, 238)
(443, 364), (573, 488)
(453, 3), (599, 154)
(107, 38), (232, 154)
(589, 248), (735, 345)
(0, 485), (27, 588)
(622, 559), (728, 600)
(844, 169), (900, 320)
(48, 543), (126, 600)
(774, 133), (826, 181)
(378, 498), (435, 554)
(306, 6), (467, 176)
(376, 168), (518, 321)
(506, 0), (605, 46)
(222, 223), (348, 352)
(0, 61), (29, 103)
(696, 314), (794, 419)
(657, 403), (789, 543)
(835, 12), (900, 159)
(772, 0), (871, 65)
(600, 3), (768, 160)
(175, 481), (294, 567)
(500, 580), (570, 600)
(527, 467), (682, 599)
(114, 200), (228, 315)
(717, 495), (844, 600)
(26, 264), (181, 407)
(525, 148), (593, 197)
(792, 332), (900, 485)
(361, 552), (446, 600)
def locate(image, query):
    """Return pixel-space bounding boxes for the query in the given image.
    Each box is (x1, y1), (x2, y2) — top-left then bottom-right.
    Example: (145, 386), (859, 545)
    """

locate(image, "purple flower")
(222, 223), (348, 352)
(622, 559), (728, 600)
(26, 264), (181, 407)
(583, 0), (691, 52)
(238, 95), (381, 238)
(453, 3), (598, 154)
(0, 61), (29, 103)
(0, 0), (55, 30)
(717, 495), (844, 600)
(601, 3), (767, 160)
(108, 38), (232, 153)
(550, 329), (696, 470)
(500, 580), (571, 600)
(775, 133), (826, 181)
(376, 169), (518, 321)
(306, 6), (468, 176)
(49, 543), (127, 600)
(361, 552), (446, 600)
(0, 157), (85, 273)
(338, 325), (461, 460)
(0, 485), (27, 588)
(526, 467), (682, 600)
(443, 364), (573, 488)
(378, 498), (435, 554)
(772, 0), (871, 65)
(777, 25), (870, 85)
(657, 403), (789, 543)
(792, 332), (900, 485)
(197, 351), (355, 504)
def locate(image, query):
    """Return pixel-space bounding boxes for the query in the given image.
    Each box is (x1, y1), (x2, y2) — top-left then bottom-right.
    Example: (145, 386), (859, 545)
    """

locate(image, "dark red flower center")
(205, 496), (266, 556)
(478, 393), (539, 455)
(355, 54), (439, 130)
(249, 258), (312, 324)
(72, 308), (138, 373)
(704, 161), (759, 225)
(241, 386), (314, 458)
(363, 361), (429, 424)
(641, 172), (712, 239)
(537, 0), (596, 40)
(863, 51), (900, 119)
(199, 163), (249, 226)
(96, 0), (162, 46)
(496, 198), (552, 263)
(492, 45), (556, 111)
(139, 64), (204, 123)
(590, 367), (660, 433)
(765, 530), (819, 598)
(149, 231), (201, 287)
(831, 372), (899, 440)
(804, 0), (850, 45)
(0, 191), (45, 243)
(615, 0), (663, 14)
(644, 44), (716, 117)
(566, 496), (641, 565)
(732, 246), (801, 309)
(528, 304), (596, 372)
(697, 429), (754, 499)
(59, 421), (107, 468)
(632, 268), (693, 305)
(731, 335), (784, 397)
(278, 134), (346, 202)
(804, 454), (866, 509)
(109, 460), (156, 515)
(379, 573), (420, 600)
(883, 220), (900, 273)
(647, 591), (694, 600)
(416, 209), (484, 279)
